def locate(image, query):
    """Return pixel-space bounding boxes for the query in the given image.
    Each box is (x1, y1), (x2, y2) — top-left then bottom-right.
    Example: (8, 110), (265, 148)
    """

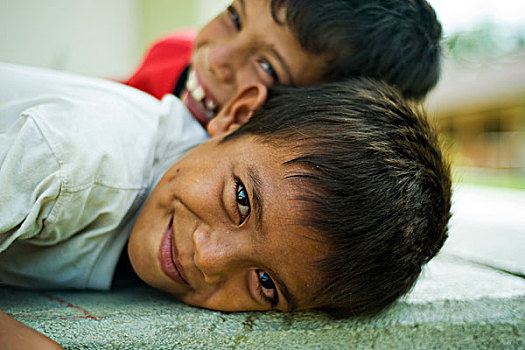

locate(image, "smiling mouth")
(158, 218), (189, 286)
(182, 70), (219, 125)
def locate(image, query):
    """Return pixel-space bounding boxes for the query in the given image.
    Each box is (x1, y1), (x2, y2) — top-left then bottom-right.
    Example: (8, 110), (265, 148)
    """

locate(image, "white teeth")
(186, 70), (218, 115)
(205, 98), (216, 111)
(186, 71), (198, 91)
(191, 86), (205, 102)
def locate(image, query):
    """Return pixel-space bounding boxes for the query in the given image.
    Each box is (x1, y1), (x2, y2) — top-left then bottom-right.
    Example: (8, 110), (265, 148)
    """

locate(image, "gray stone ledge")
(1, 253), (524, 349)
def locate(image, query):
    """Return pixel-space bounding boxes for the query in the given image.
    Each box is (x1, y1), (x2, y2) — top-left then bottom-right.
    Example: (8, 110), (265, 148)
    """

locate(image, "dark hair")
(270, 0), (443, 100)
(223, 79), (451, 317)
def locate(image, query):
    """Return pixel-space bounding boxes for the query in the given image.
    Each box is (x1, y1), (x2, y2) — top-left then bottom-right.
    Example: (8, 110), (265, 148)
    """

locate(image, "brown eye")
(235, 179), (250, 224)
(227, 6), (241, 30)
(260, 60), (279, 83)
(257, 270), (278, 306)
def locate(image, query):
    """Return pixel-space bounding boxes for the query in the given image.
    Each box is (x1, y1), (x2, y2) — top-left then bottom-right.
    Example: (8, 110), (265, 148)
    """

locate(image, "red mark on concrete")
(45, 294), (101, 320)
(6, 313), (41, 319)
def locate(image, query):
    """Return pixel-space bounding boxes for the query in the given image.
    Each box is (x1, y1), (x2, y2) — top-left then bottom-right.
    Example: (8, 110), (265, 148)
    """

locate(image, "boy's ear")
(207, 84), (267, 136)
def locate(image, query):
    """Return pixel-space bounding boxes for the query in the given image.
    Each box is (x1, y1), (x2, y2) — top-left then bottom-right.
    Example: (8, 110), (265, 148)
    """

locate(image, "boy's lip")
(181, 70), (219, 126)
(182, 90), (212, 127)
(158, 218), (189, 286)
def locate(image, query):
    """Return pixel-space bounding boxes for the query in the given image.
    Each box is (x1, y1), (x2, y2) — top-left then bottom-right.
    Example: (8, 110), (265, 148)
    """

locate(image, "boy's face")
(128, 134), (330, 312)
(183, 0), (328, 125)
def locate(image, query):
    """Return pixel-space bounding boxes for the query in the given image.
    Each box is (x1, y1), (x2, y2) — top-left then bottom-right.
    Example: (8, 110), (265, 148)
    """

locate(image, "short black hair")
(270, 0), (443, 100)
(224, 79), (451, 317)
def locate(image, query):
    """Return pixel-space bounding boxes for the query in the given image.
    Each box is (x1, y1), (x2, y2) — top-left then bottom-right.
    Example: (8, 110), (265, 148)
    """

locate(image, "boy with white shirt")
(0, 63), (450, 347)
(0, 62), (208, 290)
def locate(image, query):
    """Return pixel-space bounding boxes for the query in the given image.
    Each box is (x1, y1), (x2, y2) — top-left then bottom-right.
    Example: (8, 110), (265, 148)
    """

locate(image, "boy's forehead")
(258, 201), (330, 310)
(270, 224), (331, 310)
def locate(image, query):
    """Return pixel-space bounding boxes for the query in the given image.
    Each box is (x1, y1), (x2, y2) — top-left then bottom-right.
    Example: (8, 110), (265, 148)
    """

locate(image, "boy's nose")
(208, 41), (242, 83)
(192, 227), (247, 285)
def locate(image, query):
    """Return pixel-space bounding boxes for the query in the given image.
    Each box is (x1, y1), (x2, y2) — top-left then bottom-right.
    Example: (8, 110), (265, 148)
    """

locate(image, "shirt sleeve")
(0, 113), (61, 252)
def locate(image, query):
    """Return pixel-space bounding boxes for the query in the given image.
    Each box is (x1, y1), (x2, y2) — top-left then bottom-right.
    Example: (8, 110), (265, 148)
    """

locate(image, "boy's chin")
(127, 231), (161, 288)
(127, 245), (171, 294)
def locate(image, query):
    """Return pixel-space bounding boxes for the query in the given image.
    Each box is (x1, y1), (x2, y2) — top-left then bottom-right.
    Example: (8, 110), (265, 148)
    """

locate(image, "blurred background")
(0, 0), (230, 79)
(427, 0), (525, 191)
(1, 0), (524, 191)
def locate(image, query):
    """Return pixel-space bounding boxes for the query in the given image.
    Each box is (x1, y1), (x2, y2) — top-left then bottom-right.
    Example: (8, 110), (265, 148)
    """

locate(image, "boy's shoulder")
(1, 63), (166, 189)
(29, 97), (158, 189)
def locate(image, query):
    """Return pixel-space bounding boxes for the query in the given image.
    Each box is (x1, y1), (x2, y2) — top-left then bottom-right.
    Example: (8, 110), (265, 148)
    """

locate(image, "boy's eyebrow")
(274, 275), (297, 311)
(247, 164), (263, 232)
(269, 47), (295, 85)
(246, 165), (297, 311)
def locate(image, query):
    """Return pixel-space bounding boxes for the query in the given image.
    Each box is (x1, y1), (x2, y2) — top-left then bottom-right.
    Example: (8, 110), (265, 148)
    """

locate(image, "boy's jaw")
(181, 70), (220, 126)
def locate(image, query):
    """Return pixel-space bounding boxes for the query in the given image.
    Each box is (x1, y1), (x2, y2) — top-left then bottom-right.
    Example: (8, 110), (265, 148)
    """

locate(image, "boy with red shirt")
(126, 29), (196, 101)
(125, 0), (443, 127)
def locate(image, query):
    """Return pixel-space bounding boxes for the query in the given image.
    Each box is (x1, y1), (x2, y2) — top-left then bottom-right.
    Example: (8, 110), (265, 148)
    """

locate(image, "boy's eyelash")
(260, 60), (279, 83)
(234, 177), (250, 224)
(227, 5), (241, 30)
(256, 270), (279, 307)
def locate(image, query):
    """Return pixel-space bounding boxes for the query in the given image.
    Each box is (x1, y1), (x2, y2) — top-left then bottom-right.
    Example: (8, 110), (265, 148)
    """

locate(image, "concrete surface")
(1, 184), (524, 349)
(443, 184), (525, 276)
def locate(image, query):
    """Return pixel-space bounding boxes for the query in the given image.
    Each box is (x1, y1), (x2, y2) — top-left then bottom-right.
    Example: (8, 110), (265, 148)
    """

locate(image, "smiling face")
(182, 0), (328, 125)
(128, 134), (330, 311)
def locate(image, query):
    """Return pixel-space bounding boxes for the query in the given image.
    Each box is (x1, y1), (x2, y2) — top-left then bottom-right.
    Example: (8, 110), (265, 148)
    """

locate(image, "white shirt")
(0, 63), (208, 290)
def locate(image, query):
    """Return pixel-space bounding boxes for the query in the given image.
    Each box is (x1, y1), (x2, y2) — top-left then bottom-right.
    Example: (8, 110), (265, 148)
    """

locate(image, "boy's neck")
(112, 246), (144, 289)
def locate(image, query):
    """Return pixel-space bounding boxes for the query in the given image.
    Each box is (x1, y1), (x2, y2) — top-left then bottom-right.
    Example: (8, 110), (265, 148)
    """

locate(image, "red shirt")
(125, 30), (196, 99)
